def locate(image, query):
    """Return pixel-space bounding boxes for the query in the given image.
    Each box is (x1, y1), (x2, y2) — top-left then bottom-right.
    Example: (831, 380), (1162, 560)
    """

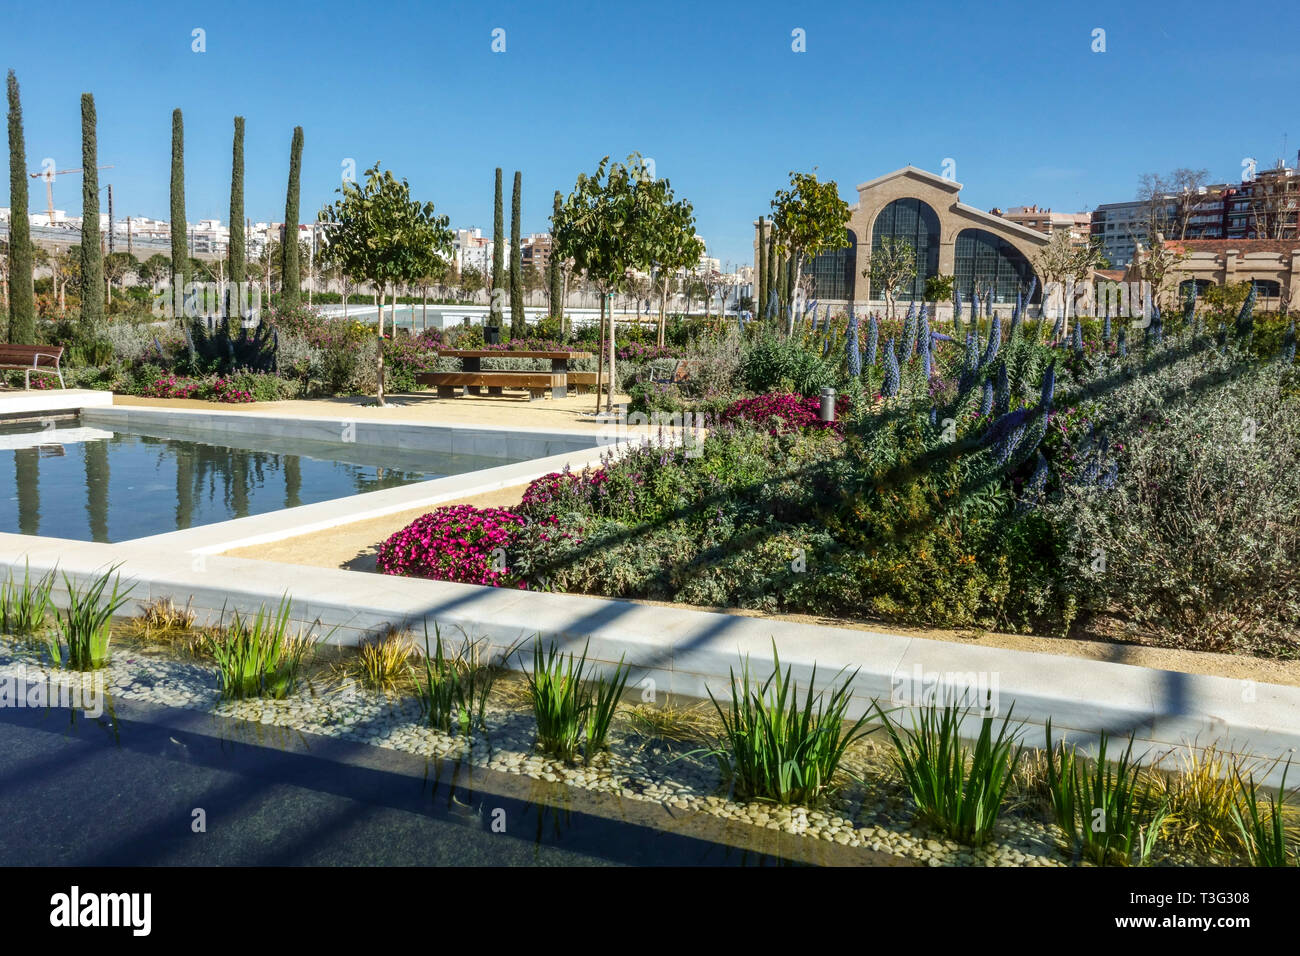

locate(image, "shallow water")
(0, 688), (808, 867)
(0, 421), (517, 542)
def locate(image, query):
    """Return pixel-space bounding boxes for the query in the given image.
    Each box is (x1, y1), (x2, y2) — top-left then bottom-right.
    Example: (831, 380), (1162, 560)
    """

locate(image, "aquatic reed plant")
(703, 644), (872, 806)
(523, 638), (630, 762)
(358, 629), (415, 693)
(416, 623), (495, 735)
(874, 701), (1024, 845)
(1231, 762), (1296, 867)
(0, 562), (55, 638)
(57, 567), (133, 671)
(206, 596), (313, 699)
(1043, 722), (1169, 866)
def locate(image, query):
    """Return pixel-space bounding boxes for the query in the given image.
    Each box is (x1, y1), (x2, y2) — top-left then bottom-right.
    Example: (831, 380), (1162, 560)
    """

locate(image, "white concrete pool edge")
(2, 535), (1295, 787)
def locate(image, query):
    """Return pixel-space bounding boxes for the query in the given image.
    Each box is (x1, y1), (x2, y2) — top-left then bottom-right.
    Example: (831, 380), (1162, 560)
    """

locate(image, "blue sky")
(3, 0), (1297, 265)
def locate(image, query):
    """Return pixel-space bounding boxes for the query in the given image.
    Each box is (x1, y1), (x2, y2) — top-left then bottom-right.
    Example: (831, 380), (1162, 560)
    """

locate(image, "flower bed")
(375, 505), (528, 587)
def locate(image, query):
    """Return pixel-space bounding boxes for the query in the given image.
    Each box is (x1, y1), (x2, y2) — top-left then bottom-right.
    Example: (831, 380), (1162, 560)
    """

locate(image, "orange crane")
(28, 164), (114, 225)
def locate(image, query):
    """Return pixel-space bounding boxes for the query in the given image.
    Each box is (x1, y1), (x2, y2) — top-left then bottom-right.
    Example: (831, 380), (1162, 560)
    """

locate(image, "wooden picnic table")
(424, 349), (595, 400)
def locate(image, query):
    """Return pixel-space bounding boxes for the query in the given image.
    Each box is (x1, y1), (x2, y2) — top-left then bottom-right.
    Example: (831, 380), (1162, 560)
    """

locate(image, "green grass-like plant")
(56, 567), (133, 670)
(1043, 721), (1169, 866)
(206, 597), (312, 699)
(704, 643), (872, 806)
(523, 638), (630, 762)
(0, 562), (55, 637)
(874, 700), (1024, 845)
(416, 624), (495, 736)
(1231, 761), (1297, 867)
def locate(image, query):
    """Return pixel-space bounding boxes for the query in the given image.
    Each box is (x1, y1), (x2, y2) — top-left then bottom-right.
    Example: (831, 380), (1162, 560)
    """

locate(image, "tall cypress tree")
(490, 167), (504, 329)
(765, 232), (777, 319)
(79, 93), (104, 331)
(6, 70), (34, 343)
(548, 190), (563, 320)
(281, 126), (303, 309)
(228, 117), (245, 285)
(756, 218), (766, 320)
(509, 170), (524, 336)
(169, 108), (189, 295)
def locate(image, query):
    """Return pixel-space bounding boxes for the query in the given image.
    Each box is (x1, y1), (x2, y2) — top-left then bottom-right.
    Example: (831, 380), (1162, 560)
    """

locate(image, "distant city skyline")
(3, 0), (1297, 266)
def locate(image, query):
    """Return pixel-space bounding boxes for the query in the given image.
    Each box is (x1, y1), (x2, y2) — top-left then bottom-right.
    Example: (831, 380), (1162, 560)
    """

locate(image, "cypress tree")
(756, 219), (767, 319)
(281, 126), (303, 309)
(548, 190), (563, 320)
(765, 232), (777, 319)
(79, 93), (104, 331)
(6, 70), (34, 343)
(229, 117), (245, 285)
(509, 169), (524, 336)
(169, 108), (189, 296)
(490, 168), (504, 329)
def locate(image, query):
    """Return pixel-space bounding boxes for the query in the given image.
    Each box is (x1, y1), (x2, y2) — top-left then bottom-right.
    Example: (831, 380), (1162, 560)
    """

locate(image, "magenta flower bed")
(375, 505), (527, 587)
(719, 393), (846, 434)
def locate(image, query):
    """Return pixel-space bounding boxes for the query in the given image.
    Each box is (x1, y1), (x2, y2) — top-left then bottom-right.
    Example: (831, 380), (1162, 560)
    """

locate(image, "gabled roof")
(855, 166), (962, 194)
(952, 202), (1052, 246)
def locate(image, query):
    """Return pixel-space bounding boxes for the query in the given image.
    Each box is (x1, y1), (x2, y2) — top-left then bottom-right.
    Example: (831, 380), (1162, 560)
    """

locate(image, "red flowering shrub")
(719, 392), (847, 434)
(375, 505), (527, 587)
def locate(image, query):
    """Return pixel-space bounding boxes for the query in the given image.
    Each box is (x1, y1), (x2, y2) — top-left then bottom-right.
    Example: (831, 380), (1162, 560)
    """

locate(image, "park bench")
(0, 344), (65, 389)
(417, 370), (564, 401)
(423, 348), (595, 400)
(564, 371), (609, 394)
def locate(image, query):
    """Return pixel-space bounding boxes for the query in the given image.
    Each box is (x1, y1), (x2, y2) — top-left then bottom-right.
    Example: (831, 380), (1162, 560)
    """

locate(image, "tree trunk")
(594, 295), (606, 414)
(422, 288), (427, 332)
(376, 286), (386, 407)
(606, 294), (617, 413)
(657, 278), (668, 348)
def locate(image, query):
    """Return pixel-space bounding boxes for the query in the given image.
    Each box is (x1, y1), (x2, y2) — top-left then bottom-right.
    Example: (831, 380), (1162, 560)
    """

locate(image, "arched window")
(870, 199), (939, 302)
(1253, 280), (1282, 297)
(954, 229), (1038, 304)
(801, 230), (856, 300)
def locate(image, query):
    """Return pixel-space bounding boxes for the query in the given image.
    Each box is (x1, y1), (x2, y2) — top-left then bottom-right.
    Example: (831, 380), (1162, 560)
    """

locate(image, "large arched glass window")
(954, 229), (1038, 304)
(801, 230), (856, 300)
(870, 199), (939, 302)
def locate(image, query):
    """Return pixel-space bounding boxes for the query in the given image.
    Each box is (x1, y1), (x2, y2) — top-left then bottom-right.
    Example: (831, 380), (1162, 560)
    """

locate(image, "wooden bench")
(0, 344), (65, 389)
(565, 371), (609, 394)
(417, 370), (564, 401)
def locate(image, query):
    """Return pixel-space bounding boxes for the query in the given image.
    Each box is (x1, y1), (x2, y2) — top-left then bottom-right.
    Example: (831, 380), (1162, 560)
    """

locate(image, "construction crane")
(27, 164), (114, 225)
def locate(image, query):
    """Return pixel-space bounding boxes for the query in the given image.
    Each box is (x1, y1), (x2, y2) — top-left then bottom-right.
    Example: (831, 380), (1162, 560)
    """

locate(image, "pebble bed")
(0, 634), (1217, 867)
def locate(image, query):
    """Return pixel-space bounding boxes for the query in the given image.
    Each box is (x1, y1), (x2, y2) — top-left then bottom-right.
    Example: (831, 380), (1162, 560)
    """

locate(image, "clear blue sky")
(4, 0), (1297, 266)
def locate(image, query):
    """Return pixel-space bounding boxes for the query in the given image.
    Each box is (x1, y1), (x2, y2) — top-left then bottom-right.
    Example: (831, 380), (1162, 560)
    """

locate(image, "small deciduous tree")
(319, 163), (453, 406)
(769, 169), (849, 334)
(866, 237), (916, 321)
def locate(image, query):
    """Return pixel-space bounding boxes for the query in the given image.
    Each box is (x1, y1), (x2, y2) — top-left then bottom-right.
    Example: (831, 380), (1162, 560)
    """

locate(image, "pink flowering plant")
(375, 505), (528, 587)
(719, 392), (847, 435)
